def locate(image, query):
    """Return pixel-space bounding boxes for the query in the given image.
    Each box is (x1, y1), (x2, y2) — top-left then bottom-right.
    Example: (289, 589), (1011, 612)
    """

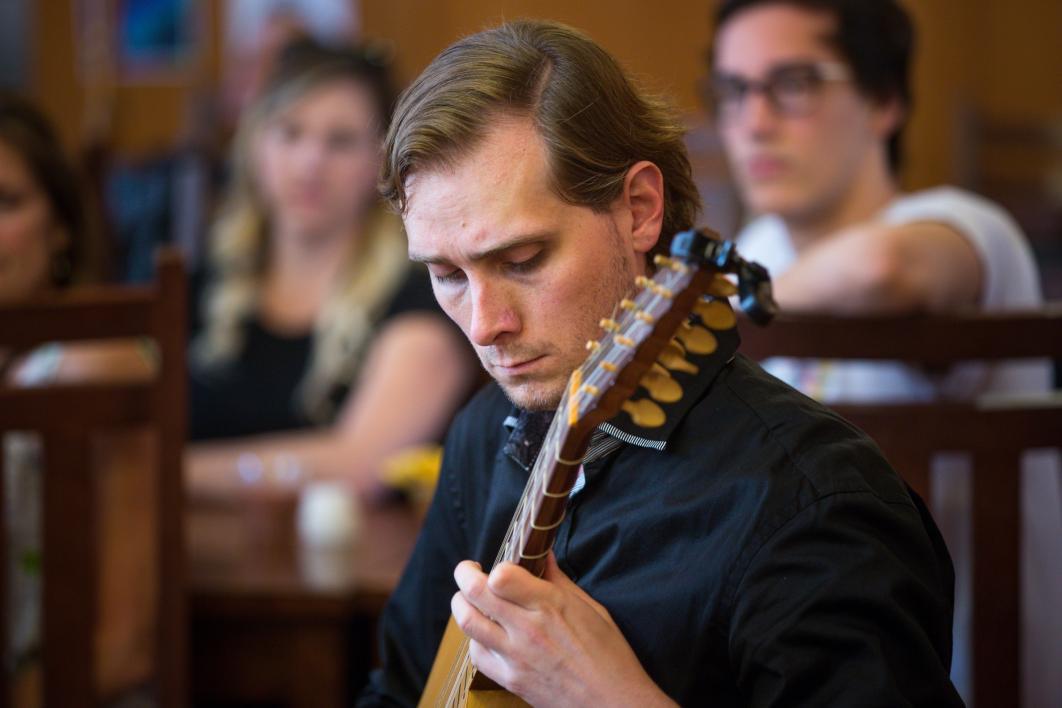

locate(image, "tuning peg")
(581, 384), (600, 397)
(654, 254), (689, 273)
(600, 361), (618, 373)
(640, 363), (682, 403)
(635, 275), (652, 289)
(677, 323), (718, 355)
(620, 298), (637, 310)
(599, 318), (619, 332)
(651, 283), (674, 299)
(586, 339), (601, 351)
(707, 274), (738, 297)
(622, 398), (666, 428)
(635, 310), (655, 324)
(694, 298), (737, 330)
(658, 340), (699, 375)
(614, 334), (635, 348)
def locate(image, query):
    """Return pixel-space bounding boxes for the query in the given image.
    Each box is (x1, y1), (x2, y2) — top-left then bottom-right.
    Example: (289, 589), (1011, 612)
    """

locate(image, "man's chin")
(496, 378), (564, 412)
(745, 185), (823, 222)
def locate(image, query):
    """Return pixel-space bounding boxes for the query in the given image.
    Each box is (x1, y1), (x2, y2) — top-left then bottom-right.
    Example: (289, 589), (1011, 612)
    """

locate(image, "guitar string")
(439, 386), (572, 704)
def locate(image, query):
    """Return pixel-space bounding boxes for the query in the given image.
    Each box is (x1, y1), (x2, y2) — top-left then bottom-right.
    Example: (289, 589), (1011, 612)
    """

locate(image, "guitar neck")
(498, 265), (718, 577)
(496, 398), (591, 576)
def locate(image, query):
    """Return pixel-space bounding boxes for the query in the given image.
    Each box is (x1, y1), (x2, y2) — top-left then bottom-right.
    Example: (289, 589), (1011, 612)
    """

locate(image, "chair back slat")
(970, 449), (1021, 708)
(0, 382), (153, 429)
(0, 288), (154, 350)
(739, 307), (1062, 364)
(40, 429), (98, 708)
(835, 404), (1062, 453)
(150, 251), (188, 707)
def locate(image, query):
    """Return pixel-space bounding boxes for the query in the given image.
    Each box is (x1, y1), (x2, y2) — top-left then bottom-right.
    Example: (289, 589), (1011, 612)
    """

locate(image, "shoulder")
(435, 382), (509, 471)
(701, 356), (909, 505)
(434, 382), (512, 522)
(883, 186), (1023, 246)
(886, 186), (1010, 222)
(884, 187), (1042, 307)
(682, 359), (950, 621)
(444, 381), (512, 453)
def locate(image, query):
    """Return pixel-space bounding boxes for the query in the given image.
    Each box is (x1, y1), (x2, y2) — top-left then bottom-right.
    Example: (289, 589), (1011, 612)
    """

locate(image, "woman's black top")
(188, 267), (444, 441)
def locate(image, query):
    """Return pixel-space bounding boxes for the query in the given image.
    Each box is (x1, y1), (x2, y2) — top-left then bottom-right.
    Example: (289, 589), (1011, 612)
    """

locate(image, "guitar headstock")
(563, 228), (774, 437)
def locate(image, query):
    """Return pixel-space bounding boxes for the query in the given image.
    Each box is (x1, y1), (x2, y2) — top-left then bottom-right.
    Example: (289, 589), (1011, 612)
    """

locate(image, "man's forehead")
(714, 4), (840, 73)
(403, 120), (563, 250)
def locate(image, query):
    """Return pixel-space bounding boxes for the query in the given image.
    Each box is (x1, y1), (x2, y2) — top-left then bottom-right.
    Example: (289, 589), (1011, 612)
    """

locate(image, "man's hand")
(451, 553), (677, 708)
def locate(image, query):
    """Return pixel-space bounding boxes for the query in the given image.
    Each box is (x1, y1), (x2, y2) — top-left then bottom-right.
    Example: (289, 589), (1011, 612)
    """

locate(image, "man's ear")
(623, 160), (665, 256)
(871, 96), (905, 140)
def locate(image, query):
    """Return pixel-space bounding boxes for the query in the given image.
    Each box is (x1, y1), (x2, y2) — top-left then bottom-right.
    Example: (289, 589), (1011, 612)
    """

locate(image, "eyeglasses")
(703, 61), (851, 121)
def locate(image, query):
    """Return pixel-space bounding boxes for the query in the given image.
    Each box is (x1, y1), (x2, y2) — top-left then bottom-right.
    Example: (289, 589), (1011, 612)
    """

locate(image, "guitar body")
(419, 618), (530, 708)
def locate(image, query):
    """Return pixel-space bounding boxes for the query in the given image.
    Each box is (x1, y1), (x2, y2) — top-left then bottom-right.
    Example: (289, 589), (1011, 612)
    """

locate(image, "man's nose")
(467, 279), (520, 347)
(290, 137), (329, 176)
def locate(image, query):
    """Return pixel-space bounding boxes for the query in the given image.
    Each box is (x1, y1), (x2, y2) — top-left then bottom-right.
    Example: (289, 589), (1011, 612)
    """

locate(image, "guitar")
(418, 228), (775, 708)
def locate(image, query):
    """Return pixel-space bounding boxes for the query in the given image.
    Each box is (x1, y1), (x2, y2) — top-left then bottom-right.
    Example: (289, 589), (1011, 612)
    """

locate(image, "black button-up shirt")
(359, 354), (962, 706)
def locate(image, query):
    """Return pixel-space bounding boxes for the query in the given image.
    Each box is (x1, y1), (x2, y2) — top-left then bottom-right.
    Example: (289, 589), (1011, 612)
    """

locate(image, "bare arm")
(774, 221), (983, 314)
(186, 313), (476, 500)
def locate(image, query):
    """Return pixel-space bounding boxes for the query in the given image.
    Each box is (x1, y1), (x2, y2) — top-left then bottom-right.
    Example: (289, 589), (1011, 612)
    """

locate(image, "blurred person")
(187, 39), (475, 500)
(708, 1), (1060, 704)
(0, 90), (157, 706)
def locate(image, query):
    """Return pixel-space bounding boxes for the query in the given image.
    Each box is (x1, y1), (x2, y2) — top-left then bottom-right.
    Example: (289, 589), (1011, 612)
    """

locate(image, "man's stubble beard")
(499, 225), (637, 413)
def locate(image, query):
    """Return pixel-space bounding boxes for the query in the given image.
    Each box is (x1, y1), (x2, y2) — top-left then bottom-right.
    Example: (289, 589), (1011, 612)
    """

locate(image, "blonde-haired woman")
(187, 39), (474, 499)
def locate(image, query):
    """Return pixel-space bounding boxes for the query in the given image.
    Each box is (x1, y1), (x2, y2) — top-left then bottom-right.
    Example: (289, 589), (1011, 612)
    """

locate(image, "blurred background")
(2, 0), (1059, 293)
(1, 2), (1060, 707)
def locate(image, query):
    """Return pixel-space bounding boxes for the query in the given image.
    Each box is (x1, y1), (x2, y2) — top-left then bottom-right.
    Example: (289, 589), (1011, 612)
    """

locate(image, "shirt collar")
(501, 324), (740, 466)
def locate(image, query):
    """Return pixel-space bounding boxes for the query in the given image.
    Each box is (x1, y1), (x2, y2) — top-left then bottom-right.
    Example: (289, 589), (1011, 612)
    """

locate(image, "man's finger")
(451, 590), (509, 652)
(453, 560), (511, 617)
(485, 560), (555, 610)
(540, 552), (613, 622)
(466, 639), (516, 693)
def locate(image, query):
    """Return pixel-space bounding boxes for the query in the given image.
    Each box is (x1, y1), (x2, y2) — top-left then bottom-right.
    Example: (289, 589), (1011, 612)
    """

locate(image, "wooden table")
(188, 494), (423, 707)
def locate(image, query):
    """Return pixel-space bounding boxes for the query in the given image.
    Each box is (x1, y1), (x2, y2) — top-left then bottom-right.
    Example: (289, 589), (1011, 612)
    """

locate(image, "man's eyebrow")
(714, 58), (825, 78)
(410, 231), (555, 265)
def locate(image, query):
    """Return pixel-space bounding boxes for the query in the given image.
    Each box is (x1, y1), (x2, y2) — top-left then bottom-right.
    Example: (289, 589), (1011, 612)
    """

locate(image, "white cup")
(296, 482), (362, 548)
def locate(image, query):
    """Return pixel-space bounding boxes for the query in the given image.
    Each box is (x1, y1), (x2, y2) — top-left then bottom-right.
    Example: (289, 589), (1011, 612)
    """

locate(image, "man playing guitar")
(359, 20), (962, 707)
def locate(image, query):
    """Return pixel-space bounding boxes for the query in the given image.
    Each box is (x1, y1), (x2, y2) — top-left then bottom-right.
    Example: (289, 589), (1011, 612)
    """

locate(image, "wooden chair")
(0, 250), (186, 708)
(739, 308), (1062, 708)
(954, 105), (1062, 300)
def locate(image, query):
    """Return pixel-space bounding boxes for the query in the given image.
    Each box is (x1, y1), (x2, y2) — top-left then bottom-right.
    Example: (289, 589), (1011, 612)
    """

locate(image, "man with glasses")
(708, 2), (1059, 706)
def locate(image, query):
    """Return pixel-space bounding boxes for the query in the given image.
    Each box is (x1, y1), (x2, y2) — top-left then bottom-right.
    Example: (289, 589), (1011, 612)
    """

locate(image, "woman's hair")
(0, 91), (93, 287)
(194, 38), (408, 423)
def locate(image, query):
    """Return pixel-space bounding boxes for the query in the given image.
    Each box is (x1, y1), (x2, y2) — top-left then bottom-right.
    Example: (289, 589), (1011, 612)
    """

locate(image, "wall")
(31, 1), (222, 157)
(361, 0), (712, 116)
(29, 0), (1062, 189)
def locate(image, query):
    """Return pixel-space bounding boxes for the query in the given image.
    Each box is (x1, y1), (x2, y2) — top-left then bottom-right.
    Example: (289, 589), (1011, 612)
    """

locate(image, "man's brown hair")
(381, 20), (700, 255)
